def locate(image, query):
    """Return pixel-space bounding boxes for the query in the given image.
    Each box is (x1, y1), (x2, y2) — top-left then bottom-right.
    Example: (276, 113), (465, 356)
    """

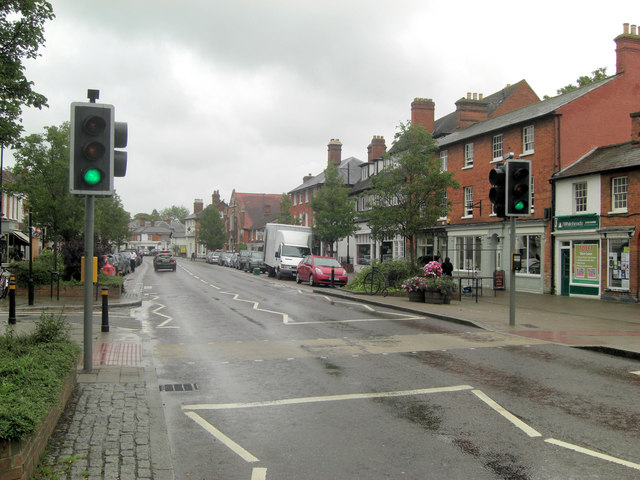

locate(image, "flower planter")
(424, 290), (450, 304)
(408, 290), (425, 302)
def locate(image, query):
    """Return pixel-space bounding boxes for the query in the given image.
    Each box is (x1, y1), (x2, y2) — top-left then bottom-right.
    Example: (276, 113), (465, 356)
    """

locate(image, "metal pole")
(101, 286), (109, 332)
(28, 208), (34, 305)
(83, 195), (95, 372)
(8, 276), (15, 325)
(509, 216), (516, 326)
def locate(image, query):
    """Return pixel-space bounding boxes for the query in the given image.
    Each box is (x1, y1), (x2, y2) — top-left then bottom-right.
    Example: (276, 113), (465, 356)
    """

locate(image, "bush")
(0, 312), (79, 441)
(345, 259), (421, 292)
(8, 260), (53, 287)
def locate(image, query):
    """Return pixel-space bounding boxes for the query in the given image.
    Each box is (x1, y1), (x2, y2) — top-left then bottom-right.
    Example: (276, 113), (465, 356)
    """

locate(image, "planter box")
(0, 373), (76, 480)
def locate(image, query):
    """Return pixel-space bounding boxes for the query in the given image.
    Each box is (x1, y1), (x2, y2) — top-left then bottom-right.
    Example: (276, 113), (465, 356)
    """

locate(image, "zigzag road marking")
(149, 294), (179, 329)
(219, 290), (291, 324)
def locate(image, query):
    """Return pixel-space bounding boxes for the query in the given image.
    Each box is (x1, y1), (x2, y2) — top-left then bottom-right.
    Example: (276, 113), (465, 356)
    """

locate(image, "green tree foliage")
(311, 163), (357, 255)
(198, 204), (226, 251)
(544, 67), (608, 99)
(160, 205), (189, 222)
(366, 122), (460, 265)
(95, 194), (130, 247)
(0, 0), (54, 148)
(276, 193), (299, 225)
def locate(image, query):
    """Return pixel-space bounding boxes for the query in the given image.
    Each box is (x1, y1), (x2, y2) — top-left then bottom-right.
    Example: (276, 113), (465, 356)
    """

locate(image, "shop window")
(516, 234), (541, 275)
(608, 238), (630, 290)
(357, 244), (370, 265)
(455, 236), (482, 272)
(572, 240), (599, 286)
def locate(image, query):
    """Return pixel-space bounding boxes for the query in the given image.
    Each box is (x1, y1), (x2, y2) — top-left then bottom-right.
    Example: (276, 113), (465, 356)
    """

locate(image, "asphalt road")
(137, 259), (640, 480)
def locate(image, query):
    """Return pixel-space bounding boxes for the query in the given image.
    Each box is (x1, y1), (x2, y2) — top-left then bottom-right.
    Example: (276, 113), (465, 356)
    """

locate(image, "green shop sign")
(556, 214), (599, 231)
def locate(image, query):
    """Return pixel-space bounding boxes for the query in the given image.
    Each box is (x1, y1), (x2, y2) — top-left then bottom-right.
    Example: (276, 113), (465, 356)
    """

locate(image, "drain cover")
(159, 383), (199, 392)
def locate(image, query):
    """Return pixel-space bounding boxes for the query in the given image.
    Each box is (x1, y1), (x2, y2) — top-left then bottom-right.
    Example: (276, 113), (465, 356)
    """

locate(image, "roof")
(437, 76), (615, 147)
(232, 193), (281, 229)
(552, 141), (640, 180)
(289, 156), (364, 193)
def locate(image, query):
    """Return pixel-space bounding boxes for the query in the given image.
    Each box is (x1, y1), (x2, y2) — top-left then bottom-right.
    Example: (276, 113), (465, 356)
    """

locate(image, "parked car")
(218, 252), (231, 266)
(115, 252), (131, 276)
(228, 253), (239, 268)
(154, 252), (177, 272)
(206, 251), (221, 264)
(246, 251), (266, 273)
(237, 250), (252, 270)
(296, 255), (348, 287)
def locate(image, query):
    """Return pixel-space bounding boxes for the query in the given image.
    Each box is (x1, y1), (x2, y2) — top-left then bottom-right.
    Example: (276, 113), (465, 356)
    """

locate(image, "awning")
(11, 231), (30, 245)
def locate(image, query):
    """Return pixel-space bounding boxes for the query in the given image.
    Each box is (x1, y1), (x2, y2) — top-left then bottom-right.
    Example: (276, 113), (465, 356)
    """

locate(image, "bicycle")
(362, 264), (388, 297)
(0, 266), (11, 299)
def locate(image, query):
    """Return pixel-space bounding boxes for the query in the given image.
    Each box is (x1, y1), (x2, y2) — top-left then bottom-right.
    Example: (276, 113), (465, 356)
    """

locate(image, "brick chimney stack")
(328, 139), (342, 166)
(367, 136), (386, 161)
(411, 98), (435, 132)
(615, 23), (640, 74)
(303, 173), (314, 183)
(631, 111), (640, 143)
(193, 198), (204, 214)
(455, 92), (489, 130)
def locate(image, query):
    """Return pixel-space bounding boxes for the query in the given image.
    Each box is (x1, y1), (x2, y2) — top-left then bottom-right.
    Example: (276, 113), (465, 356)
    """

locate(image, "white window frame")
(439, 190), (448, 220)
(464, 143), (474, 168)
(573, 182), (587, 213)
(440, 150), (448, 172)
(492, 134), (503, 162)
(463, 186), (473, 217)
(611, 176), (628, 212)
(523, 125), (534, 154)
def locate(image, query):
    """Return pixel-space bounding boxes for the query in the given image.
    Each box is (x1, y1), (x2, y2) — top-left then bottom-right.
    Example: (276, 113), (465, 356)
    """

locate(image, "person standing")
(442, 257), (454, 276)
(129, 250), (137, 273)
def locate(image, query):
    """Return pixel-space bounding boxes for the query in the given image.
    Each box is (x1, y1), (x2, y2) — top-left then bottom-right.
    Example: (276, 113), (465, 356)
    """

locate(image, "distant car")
(237, 250), (252, 270)
(228, 253), (239, 268)
(246, 251), (266, 273)
(218, 252), (231, 266)
(296, 255), (347, 287)
(115, 252), (131, 275)
(154, 252), (177, 272)
(206, 251), (221, 264)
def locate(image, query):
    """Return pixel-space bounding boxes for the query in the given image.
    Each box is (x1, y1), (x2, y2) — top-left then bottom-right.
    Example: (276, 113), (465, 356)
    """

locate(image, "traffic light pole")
(83, 195), (95, 372)
(509, 216), (516, 326)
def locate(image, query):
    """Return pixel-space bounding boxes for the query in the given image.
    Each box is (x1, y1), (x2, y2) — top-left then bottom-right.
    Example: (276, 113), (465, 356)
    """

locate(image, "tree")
(160, 205), (189, 222)
(197, 204), (226, 251)
(544, 67), (608, 99)
(366, 122), (460, 265)
(276, 193), (300, 225)
(95, 194), (131, 248)
(311, 163), (357, 256)
(0, 0), (54, 148)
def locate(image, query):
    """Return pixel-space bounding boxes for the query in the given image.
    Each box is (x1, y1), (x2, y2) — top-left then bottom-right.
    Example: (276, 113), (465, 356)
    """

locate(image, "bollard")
(331, 267), (335, 288)
(8, 277), (16, 325)
(101, 287), (109, 332)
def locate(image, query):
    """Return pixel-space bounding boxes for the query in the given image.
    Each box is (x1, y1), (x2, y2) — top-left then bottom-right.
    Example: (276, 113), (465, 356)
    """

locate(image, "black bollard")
(101, 287), (109, 332)
(8, 277), (16, 325)
(331, 267), (335, 288)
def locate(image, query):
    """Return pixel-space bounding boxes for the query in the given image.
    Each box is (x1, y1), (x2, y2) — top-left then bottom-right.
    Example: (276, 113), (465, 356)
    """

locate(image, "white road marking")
(545, 438), (640, 471)
(251, 467), (268, 480)
(472, 389), (541, 437)
(183, 411), (259, 463)
(182, 385), (474, 411)
(631, 371), (640, 376)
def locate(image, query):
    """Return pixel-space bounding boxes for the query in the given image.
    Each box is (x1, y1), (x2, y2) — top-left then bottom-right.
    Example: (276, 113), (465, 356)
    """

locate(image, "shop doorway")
(560, 248), (570, 296)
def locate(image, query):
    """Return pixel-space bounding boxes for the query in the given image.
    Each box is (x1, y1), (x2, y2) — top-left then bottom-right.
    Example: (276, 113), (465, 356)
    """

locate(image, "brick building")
(550, 112), (639, 301)
(226, 191), (281, 251)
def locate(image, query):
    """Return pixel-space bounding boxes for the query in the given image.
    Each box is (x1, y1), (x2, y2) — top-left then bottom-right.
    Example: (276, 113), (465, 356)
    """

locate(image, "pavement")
(2, 262), (639, 479)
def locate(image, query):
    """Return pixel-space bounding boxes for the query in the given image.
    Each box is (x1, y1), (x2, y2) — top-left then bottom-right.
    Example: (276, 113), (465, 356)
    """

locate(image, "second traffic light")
(69, 102), (127, 196)
(489, 164), (506, 218)
(506, 159), (532, 217)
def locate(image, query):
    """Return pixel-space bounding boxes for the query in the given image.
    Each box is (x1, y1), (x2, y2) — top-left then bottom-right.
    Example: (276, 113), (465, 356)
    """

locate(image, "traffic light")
(506, 159), (531, 217)
(488, 164), (506, 218)
(70, 102), (127, 196)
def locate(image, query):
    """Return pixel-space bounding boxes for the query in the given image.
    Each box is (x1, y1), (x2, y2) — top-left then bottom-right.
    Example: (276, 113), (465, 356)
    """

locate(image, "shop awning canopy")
(11, 231), (29, 245)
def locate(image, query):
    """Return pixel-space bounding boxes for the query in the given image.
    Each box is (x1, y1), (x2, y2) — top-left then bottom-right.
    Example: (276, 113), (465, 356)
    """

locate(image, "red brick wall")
(490, 82), (540, 118)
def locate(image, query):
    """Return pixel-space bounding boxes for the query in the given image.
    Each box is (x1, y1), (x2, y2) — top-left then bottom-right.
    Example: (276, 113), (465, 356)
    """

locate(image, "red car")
(296, 255), (347, 287)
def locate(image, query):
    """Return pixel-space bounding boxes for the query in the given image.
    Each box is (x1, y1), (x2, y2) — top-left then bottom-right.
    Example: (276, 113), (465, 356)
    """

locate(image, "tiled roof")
(552, 141), (640, 180)
(234, 193), (281, 229)
(289, 156), (364, 193)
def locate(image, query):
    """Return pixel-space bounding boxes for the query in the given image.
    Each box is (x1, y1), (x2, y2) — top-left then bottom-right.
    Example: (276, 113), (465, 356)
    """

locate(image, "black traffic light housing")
(488, 164), (506, 218)
(69, 102), (127, 196)
(506, 159), (531, 217)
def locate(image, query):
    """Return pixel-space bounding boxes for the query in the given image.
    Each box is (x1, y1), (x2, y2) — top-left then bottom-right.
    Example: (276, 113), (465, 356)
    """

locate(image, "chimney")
(631, 111), (640, 144)
(211, 190), (221, 206)
(455, 92), (489, 129)
(411, 98), (435, 132)
(193, 198), (204, 214)
(303, 173), (314, 183)
(328, 139), (342, 167)
(615, 22), (640, 74)
(367, 135), (386, 161)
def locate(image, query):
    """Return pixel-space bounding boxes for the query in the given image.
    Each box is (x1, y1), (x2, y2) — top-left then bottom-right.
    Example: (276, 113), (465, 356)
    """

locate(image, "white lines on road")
(472, 389), (542, 437)
(251, 467), (268, 480)
(544, 438), (640, 471)
(149, 295), (179, 329)
(631, 370), (640, 376)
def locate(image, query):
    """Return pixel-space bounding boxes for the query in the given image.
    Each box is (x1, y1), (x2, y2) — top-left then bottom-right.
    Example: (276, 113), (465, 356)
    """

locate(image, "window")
(608, 237), (630, 290)
(463, 187), (473, 217)
(455, 236), (482, 271)
(439, 191), (448, 219)
(305, 189), (309, 203)
(523, 125), (534, 154)
(492, 134), (503, 161)
(573, 182), (587, 213)
(612, 176), (628, 211)
(440, 150), (448, 171)
(516, 235), (541, 275)
(464, 143), (474, 167)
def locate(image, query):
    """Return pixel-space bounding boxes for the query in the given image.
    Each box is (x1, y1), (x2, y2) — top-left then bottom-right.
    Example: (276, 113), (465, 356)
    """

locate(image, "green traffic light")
(514, 201), (525, 211)
(83, 168), (101, 185)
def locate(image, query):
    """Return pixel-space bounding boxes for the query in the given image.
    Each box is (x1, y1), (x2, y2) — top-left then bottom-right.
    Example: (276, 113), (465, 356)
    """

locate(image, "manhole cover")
(159, 383), (199, 392)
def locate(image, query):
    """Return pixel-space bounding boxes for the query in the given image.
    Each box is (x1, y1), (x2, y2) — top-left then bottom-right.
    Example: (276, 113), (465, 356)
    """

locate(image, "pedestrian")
(129, 250), (137, 272)
(191, 252), (195, 261)
(442, 257), (454, 276)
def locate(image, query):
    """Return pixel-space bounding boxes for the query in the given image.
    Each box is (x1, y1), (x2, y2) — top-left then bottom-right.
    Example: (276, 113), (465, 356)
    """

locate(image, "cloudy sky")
(8, 0), (638, 215)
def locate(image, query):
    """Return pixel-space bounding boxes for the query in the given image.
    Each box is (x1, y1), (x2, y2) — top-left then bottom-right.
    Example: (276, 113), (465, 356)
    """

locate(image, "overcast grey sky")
(7, 0), (638, 215)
